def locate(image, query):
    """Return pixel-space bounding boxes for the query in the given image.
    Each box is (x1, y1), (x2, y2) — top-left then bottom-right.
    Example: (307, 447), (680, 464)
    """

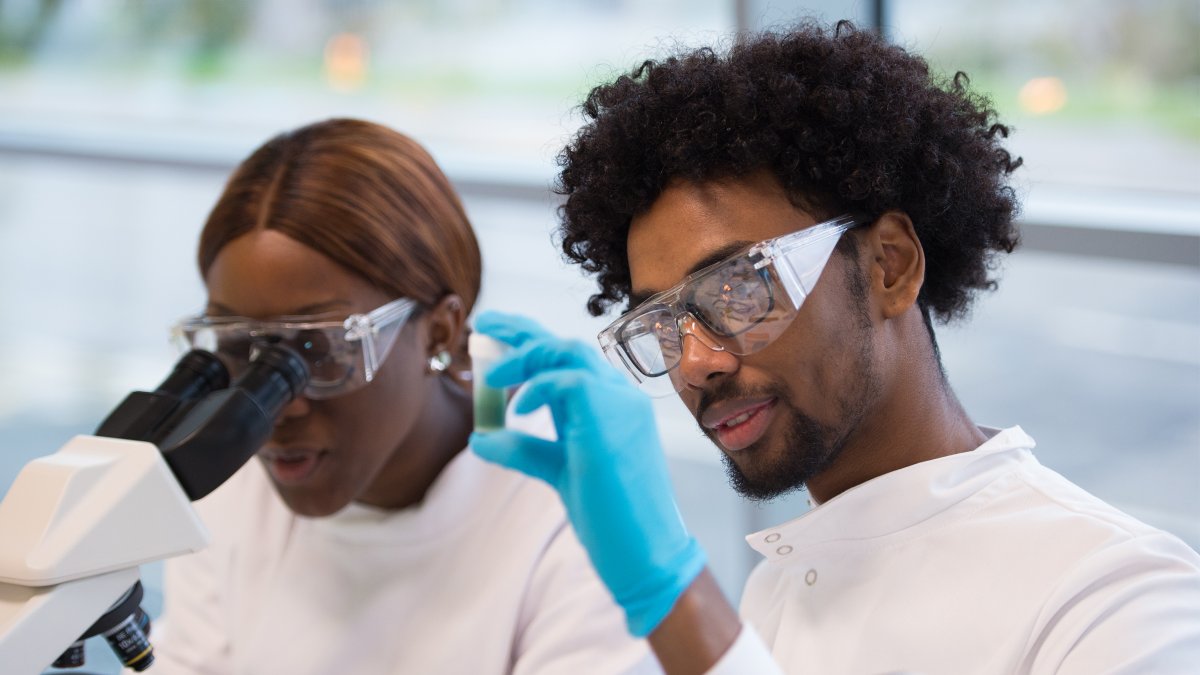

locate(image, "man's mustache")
(696, 377), (788, 427)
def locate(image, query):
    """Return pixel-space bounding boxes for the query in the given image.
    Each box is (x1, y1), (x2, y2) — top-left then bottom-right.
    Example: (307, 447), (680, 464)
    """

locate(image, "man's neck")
(806, 327), (986, 504)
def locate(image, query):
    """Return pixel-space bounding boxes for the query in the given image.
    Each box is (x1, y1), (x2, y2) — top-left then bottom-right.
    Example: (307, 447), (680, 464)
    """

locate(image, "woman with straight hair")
(154, 118), (658, 674)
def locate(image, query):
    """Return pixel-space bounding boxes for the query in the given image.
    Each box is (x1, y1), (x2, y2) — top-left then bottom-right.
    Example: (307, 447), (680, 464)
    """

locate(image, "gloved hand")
(469, 310), (707, 637)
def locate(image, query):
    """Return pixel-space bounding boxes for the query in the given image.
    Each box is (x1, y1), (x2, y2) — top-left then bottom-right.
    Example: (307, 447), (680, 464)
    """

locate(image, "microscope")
(0, 346), (309, 674)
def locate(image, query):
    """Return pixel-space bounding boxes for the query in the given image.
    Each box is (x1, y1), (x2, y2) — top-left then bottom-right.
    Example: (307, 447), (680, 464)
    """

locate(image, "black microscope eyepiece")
(231, 344), (309, 419)
(154, 349), (230, 402)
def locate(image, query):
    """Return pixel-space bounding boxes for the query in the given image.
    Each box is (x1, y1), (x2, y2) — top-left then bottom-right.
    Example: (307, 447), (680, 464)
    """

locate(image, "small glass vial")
(469, 333), (510, 431)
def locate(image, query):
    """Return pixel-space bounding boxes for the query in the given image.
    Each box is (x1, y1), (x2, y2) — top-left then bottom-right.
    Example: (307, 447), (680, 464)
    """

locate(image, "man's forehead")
(625, 238), (755, 309)
(625, 176), (814, 302)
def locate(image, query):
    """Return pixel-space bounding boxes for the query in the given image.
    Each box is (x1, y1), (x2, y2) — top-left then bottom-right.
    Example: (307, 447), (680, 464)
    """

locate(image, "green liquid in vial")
(474, 384), (508, 431)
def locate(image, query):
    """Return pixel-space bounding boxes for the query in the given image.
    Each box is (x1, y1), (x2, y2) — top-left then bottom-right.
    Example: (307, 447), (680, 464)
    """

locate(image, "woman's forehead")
(204, 230), (384, 318)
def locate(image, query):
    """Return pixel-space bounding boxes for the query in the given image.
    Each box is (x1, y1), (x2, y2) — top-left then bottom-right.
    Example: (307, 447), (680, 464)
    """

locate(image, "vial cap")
(468, 332), (510, 361)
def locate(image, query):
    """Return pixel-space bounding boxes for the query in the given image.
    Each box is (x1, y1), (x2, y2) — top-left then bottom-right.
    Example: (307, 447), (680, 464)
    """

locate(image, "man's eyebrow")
(627, 240), (754, 310)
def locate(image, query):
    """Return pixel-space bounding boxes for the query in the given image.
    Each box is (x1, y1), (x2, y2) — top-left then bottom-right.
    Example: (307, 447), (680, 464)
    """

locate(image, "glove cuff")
(621, 538), (708, 637)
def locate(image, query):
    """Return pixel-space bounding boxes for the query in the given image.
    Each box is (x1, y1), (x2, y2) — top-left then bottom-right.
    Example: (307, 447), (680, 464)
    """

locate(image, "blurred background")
(0, 0), (1196, 671)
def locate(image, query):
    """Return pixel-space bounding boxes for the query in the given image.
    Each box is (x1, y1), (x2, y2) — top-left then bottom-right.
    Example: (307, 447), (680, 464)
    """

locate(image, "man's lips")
(701, 396), (777, 430)
(701, 397), (779, 453)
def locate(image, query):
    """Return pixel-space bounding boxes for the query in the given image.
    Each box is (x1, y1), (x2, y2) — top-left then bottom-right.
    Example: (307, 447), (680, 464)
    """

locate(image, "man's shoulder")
(935, 452), (1200, 606)
(1001, 455), (1191, 550)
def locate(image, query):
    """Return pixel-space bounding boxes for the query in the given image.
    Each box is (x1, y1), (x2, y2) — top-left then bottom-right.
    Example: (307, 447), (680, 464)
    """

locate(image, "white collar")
(746, 426), (1037, 560)
(303, 448), (495, 545)
(299, 408), (556, 545)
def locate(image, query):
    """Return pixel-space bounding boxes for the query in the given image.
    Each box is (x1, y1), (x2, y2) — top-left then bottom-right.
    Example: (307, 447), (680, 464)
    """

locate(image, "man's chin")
(719, 444), (809, 501)
(698, 396), (841, 500)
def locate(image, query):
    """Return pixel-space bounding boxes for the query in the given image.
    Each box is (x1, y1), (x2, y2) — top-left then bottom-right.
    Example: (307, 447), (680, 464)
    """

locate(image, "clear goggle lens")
(599, 215), (861, 396)
(172, 298), (417, 400)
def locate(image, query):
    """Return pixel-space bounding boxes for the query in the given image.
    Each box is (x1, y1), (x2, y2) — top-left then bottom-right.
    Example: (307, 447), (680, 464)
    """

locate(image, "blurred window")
(888, 0), (1199, 220)
(0, 6), (1196, 668)
(0, 0), (734, 174)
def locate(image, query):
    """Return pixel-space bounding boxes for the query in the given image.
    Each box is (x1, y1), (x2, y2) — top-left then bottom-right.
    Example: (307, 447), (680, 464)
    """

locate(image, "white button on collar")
(805, 569), (817, 586)
(764, 533), (781, 543)
(776, 544), (793, 555)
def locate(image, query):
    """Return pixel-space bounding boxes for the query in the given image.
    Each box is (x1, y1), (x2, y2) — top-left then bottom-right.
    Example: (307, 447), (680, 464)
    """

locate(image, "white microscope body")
(0, 436), (208, 674)
(0, 345), (308, 673)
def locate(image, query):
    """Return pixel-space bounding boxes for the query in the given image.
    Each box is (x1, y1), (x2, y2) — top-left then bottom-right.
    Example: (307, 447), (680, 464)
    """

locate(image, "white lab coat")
(710, 426), (1200, 674)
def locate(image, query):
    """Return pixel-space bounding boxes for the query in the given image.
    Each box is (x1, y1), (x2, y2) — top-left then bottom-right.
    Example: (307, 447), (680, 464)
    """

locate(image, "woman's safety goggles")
(597, 215), (863, 396)
(171, 298), (418, 400)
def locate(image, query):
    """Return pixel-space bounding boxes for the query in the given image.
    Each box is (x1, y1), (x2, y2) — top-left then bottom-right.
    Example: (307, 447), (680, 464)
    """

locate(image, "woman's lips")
(711, 399), (778, 452)
(262, 449), (329, 485)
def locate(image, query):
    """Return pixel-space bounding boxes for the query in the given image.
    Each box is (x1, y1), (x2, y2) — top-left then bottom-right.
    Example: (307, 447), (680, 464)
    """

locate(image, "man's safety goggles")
(171, 298), (418, 400)
(597, 215), (863, 396)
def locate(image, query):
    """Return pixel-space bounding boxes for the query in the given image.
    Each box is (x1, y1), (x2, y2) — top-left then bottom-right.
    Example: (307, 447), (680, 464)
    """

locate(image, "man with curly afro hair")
(470, 20), (1200, 674)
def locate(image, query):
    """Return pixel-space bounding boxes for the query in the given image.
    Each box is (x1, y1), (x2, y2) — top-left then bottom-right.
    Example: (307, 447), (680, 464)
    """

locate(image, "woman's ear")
(864, 211), (925, 319)
(424, 294), (467, 360)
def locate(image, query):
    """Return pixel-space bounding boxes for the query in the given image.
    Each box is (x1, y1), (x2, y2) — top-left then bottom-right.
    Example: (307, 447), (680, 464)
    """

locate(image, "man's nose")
(673, 315), (739, 391)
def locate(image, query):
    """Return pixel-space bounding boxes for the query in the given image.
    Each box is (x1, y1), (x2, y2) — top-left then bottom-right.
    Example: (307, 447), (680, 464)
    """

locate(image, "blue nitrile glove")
(469, 310), (707, 637)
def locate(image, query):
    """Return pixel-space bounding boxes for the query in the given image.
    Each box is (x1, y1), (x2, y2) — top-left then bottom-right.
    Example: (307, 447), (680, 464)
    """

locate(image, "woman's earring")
(428, 350), (452, 374)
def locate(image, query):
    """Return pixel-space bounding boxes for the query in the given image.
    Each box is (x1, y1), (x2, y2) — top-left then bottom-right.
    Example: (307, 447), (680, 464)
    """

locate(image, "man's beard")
(719, 401), (850, 501)
(716, 261), (879, 501)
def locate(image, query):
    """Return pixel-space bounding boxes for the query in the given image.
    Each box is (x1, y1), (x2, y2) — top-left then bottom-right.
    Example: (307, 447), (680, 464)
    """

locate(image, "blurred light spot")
(1018, 77), (1068, 115)
(324, 33), (369, 91)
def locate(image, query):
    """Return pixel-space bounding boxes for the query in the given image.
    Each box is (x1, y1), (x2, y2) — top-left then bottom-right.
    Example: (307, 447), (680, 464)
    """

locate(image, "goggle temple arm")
(344, 313), (381, 383)
(759, 223), (853, 311)
(344, 299), (417, 384)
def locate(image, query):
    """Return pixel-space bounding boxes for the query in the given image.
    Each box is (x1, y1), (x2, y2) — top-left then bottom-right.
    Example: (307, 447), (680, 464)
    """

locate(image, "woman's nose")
(275, 394), (311, 424)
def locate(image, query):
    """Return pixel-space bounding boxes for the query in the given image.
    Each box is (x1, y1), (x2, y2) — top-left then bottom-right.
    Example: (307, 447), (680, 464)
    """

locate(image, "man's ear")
(864, 211), (924, 319)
